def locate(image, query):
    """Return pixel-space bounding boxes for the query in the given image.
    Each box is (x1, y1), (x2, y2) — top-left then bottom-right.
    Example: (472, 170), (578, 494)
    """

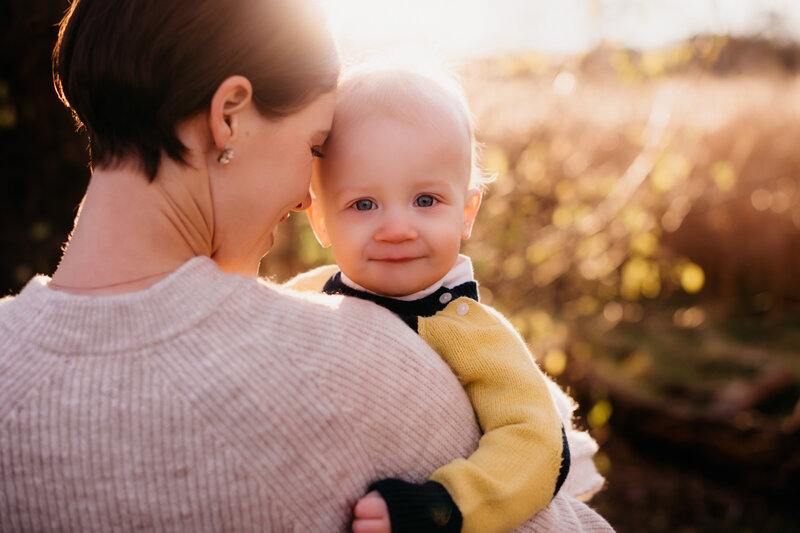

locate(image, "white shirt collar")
(340, 254), (474, 301)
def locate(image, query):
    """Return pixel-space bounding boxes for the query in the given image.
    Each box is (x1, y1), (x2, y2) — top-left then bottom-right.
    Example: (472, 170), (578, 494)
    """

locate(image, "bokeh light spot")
(588, 400), (613, 428)
(552, 205), (574, 228)
(750, 189), (772, 211)
(630, 232), (658, 257)
(593, 451), (612, 476)
(544, 348), (568, 376)
(503, 254), (526, 279)
(483, 145), (509, 176)
(710, 161), (737, 191)
(680, 262), (705, 294)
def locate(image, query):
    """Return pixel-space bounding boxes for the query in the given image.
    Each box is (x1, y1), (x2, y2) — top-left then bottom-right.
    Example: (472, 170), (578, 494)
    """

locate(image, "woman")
(0, 0), (612, 531)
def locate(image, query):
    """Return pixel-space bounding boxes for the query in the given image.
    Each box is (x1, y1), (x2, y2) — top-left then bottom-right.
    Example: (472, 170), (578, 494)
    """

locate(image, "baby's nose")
(374, 215), (418, 243)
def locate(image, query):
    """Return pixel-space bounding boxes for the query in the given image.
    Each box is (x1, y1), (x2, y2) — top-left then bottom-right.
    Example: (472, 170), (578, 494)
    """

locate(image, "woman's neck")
(51, 159), (215, 294)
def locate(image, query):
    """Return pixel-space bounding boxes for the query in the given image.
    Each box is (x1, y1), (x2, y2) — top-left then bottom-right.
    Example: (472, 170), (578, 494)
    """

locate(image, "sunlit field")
(2, 2), (799, 531)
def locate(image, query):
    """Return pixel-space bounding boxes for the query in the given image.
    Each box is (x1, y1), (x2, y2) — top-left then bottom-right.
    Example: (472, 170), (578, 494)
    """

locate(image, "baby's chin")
(361, 279), (439, 298)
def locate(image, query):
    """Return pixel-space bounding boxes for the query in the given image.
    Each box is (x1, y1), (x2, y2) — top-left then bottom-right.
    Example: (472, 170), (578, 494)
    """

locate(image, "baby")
(288, 64), (570, 533)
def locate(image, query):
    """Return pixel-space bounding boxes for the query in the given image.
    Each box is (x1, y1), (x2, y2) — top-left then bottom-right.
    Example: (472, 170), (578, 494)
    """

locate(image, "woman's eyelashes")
(310, 146), (324, 158)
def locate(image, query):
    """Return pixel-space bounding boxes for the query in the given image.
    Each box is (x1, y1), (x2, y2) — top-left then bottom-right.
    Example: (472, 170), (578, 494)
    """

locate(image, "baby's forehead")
(333, 106), (468, 154)
(315, 114), (473, 197)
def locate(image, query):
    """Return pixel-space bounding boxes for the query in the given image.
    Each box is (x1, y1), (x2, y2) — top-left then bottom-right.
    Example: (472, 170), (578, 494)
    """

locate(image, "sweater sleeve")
(418, 298), (567, 533)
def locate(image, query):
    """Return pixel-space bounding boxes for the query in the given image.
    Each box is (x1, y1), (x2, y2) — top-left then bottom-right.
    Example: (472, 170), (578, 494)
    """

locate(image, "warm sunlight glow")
(317, 0), (800, 60)
(318, 0), (489, 61)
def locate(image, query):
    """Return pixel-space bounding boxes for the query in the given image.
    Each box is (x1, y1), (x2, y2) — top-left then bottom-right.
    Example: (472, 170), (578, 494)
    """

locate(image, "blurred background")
(2, 1), (799, 531)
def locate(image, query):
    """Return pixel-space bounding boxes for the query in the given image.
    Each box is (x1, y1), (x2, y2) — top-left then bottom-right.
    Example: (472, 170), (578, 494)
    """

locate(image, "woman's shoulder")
(228, 272), (474, 421)
(281, 264), (339, 292)
(240, 270), (415, 344)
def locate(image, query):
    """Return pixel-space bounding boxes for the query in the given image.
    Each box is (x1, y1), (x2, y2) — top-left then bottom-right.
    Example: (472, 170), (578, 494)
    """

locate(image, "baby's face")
(309, 112), (480, 296)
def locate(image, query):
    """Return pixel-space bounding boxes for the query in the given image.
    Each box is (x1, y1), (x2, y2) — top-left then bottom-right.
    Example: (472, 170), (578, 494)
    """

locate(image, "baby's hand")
(352, 490), (391, 533)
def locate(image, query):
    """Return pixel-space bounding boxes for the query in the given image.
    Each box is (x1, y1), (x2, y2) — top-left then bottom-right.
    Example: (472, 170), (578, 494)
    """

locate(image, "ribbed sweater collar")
(0, 256), (243, 355)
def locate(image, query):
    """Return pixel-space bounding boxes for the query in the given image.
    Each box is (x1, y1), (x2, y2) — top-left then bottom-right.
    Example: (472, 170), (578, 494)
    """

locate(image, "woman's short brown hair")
(53, 0), (340, 180)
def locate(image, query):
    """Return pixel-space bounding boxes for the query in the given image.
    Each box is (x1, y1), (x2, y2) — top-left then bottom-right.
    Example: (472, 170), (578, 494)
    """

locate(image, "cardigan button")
(456, 302), (470, 315)
(439, 292), (453, 304)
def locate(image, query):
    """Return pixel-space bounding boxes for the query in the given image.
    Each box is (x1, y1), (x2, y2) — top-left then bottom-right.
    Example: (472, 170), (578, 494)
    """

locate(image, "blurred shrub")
(454, 36), (800, 323)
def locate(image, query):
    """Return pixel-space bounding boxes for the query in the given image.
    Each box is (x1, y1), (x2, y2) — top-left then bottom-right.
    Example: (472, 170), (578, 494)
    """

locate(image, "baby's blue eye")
(353, 199), (376, 211)
(414, 195), (437, 208)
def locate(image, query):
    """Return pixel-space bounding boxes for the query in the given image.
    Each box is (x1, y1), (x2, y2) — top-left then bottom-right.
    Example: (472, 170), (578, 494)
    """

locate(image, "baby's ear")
(462, 188), (482, 240)
(306, 201), (331, 248)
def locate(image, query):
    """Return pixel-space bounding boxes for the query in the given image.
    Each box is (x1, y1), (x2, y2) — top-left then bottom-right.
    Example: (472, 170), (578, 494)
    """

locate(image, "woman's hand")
(352, 490), (391, 533)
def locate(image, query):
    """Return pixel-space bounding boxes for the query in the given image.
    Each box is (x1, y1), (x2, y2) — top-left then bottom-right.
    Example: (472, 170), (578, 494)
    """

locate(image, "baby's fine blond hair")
(331, 59), (492, 189)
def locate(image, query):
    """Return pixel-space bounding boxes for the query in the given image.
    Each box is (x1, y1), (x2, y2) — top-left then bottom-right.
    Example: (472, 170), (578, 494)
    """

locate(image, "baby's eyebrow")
(331, 188), (362, 204)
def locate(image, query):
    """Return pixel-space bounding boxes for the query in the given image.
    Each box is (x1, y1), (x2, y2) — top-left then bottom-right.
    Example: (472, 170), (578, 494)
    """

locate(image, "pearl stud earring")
(218, 148), (234, 165)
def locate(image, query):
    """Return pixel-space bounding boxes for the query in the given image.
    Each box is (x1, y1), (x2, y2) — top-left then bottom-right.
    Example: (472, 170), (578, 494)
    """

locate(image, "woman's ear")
(306, 201), (332, 248)
(208, 75), (254, 151)
(462, 188), (482, 240)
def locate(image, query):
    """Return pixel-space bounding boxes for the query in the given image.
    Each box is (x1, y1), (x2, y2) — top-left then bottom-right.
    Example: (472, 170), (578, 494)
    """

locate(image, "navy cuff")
(369, 479), (462, 533)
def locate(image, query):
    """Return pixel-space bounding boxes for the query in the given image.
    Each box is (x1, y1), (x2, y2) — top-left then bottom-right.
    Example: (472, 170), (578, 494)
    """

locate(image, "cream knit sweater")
(0, 256), (612, 532)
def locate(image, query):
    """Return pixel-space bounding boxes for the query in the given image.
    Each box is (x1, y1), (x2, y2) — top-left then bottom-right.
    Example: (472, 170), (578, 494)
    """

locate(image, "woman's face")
(210, 91), (336, 275)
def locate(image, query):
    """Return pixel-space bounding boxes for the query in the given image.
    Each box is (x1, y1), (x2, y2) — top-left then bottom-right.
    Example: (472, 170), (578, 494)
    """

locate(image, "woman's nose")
(374, 214), (418, 243)
(292, 191), (313, 212)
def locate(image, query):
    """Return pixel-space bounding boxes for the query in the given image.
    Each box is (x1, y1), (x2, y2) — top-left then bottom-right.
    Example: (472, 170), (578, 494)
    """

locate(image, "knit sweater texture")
(0, 256), (613, 532)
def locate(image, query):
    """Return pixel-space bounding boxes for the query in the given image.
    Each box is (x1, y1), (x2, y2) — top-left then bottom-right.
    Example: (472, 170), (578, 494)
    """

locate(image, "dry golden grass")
(458, 41), (800, 318)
